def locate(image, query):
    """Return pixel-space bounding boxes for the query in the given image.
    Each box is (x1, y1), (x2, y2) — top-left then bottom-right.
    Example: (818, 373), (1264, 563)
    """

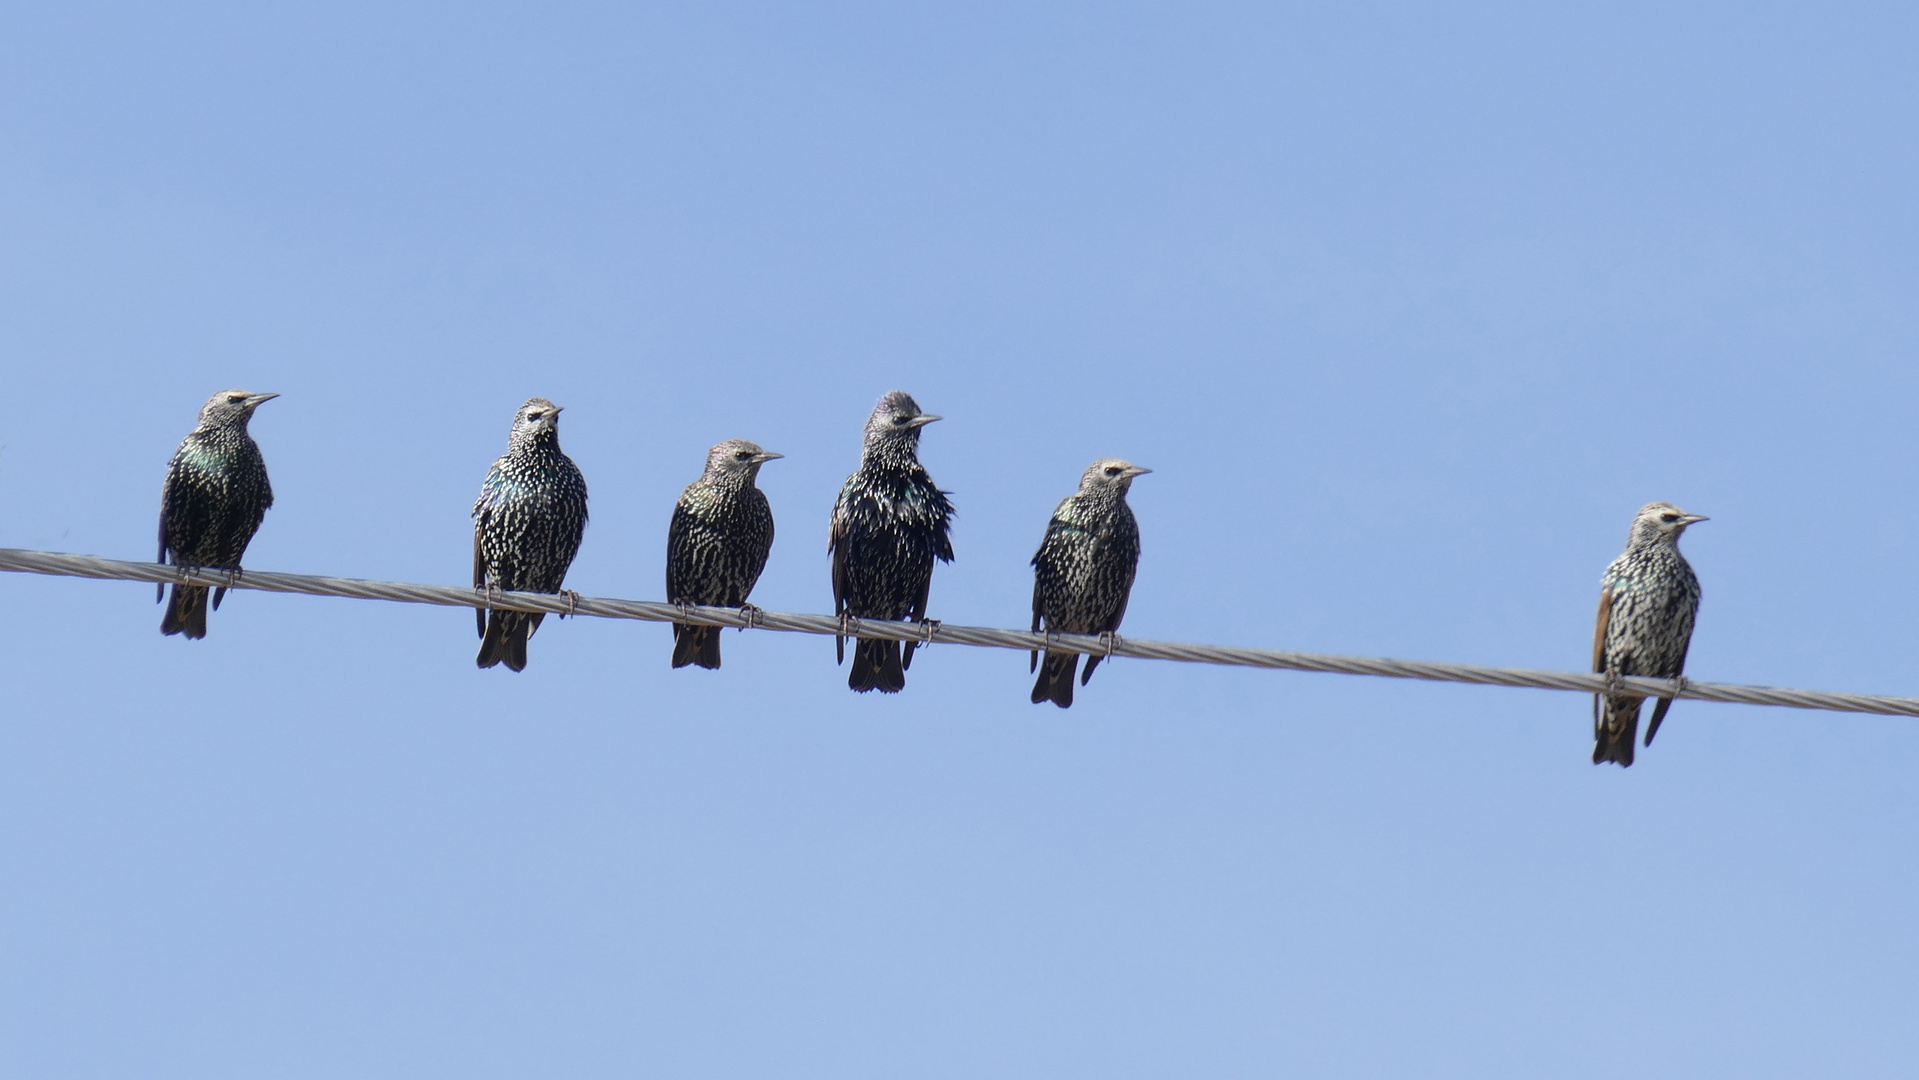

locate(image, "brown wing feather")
(1591, 588), (1614, 673)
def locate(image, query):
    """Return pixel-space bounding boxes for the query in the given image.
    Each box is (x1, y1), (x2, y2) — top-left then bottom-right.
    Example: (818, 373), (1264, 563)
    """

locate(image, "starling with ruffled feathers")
(829, 391), (954, 693)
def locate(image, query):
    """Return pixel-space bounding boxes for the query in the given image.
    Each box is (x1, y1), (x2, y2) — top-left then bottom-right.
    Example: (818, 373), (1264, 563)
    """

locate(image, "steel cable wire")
(2, 546), (1915, 717)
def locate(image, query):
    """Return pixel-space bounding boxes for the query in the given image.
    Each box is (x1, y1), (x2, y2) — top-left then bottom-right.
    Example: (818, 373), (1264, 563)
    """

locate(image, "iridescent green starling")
(156, 389), (278, 639)
(829, 391), (953, 693)
(472, 398), (589, 672)
(666, 439), (781, 670)
(1029, 458), (1149, 708)
(1592, 501), (1706, 766)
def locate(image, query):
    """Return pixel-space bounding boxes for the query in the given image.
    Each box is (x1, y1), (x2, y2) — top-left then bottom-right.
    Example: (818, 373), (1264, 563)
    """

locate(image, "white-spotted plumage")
(1592, 501), (1706, 766)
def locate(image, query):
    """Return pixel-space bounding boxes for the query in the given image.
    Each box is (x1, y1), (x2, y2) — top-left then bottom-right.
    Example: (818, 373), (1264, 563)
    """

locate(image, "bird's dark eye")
(1105, 467), (1122, 476)
(228, 395), (246, 403)
(527, 412), (544, 421)
(735, 450), (752, 460)
(1660, 513), (1679, 523)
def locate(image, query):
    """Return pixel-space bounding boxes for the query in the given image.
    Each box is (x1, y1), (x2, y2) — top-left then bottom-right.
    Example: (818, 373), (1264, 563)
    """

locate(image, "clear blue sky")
(2, 2), (1916, 1075)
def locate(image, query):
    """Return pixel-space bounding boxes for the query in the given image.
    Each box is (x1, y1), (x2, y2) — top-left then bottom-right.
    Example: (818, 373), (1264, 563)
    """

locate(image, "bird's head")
(197, 389), (278, 431)
(1629, 501), (1708, 546)
(1080, 458), (1151, 496)
(508, 398), (563, 450)
(862, 391), (940, 455)
(705, 438), (783, 482)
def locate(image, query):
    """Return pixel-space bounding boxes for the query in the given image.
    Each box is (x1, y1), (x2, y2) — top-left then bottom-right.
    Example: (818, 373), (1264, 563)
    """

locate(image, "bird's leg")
(918, 617), (942, 645)
(224, 567), (243, 588)
(559, 590), (582, 617)
(738, 602), (763, 631)
(1668, 675), (1690, 700)
(1098, 631), (1121, 660)
(482, 580), (503, 607)
(839, 612), (860, 637)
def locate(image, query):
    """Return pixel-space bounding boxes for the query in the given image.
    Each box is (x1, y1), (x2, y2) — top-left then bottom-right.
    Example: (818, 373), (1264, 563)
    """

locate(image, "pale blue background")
(2, 2), (1916, 1076)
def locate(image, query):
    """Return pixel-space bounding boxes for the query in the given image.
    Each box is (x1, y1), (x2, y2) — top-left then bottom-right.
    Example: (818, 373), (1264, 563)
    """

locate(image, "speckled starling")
(829, 391), (954, 693)
(666, 439), (781, 670)
(472, 398), (589, 672)
(1029, 458), (1150, 708)
(156, 389), (278, 639)
(1592, 501), (1706, 766)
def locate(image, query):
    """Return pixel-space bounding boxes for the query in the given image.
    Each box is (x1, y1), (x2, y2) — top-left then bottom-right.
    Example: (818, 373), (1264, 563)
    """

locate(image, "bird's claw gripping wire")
(223, 567), (244, 589)
(1098, 631), (1121, 660)
(159, 561), (191, 603)
(918, 618), (941, 645)
(1669, 675), (1690, 700)
(738, 603), (764, 631)
(839, 612), (860, 637)
(559, 590), (582, 617)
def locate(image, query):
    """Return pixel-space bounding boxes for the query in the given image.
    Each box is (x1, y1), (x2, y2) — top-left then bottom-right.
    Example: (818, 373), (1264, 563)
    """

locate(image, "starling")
(666, 439), (782, 669)
(1591, 501), (1707, 766)
(828, 391), (954, 693)
(156, 389), (278, 639)
(1029, 458), (1150, 708)
(472, 398), (589, 672)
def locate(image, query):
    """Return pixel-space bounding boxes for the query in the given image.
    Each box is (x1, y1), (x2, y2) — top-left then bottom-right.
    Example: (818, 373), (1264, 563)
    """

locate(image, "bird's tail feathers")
(849, 638), (905, 693)
(1592, 694), (1640, 767)
(672, 624), (723, 670)
(161, 584), (209, 639)
(504, 622), (530, 672)
(1030, 651), (1078, 708)
(477, 611), (514, 670)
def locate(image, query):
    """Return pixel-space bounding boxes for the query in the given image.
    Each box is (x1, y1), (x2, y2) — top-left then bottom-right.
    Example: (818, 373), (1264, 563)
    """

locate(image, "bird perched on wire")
(666, 439), (781, 670)
(472, 398), (589, 672)
(1029, 458), (1150, 708)
(829, 391), (954, 693)
(156, 389), (279, 639)
(1592, 501), (1707, 766)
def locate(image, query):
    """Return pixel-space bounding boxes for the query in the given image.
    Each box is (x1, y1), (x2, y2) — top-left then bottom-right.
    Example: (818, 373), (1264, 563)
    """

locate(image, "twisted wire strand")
(2, 546), (1915, 718)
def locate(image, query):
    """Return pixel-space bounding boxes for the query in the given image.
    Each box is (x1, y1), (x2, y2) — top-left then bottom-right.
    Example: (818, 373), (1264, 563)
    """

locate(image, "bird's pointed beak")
(551, 404), (565, 414)
(1681, 514), (1708, 525)
(1122, 465), (1152, 478)
(908, 414), (942, 427)
(246, 392), (279, 407)
(753, 451), (784, 463)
